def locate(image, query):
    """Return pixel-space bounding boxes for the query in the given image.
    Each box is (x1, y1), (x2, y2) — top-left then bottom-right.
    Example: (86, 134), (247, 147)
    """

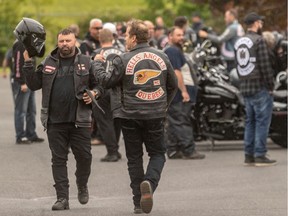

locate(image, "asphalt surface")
(0, 77), (287, 216)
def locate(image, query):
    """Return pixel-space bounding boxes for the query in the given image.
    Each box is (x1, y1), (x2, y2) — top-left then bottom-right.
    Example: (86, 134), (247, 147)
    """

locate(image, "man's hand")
(83, 90), (98, 104)
(21, 84), (28, 92)
(198, 30), (208, 38)
(93, 50), (105, 62)
(2, 72), (7, 79)
(23, 50), (32, 61)
(181, 91), (190, 103)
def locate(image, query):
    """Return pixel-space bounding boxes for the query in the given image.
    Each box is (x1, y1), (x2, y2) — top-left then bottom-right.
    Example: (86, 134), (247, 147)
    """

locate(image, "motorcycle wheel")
(271, 136), (287, 148)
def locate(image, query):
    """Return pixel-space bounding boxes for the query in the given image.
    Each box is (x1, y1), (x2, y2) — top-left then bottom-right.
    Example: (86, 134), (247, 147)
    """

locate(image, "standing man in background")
(80, 18), (103, 145)
(235, 12), (276, 167)
(12, 40), (44, 144)
(80, 18), (103, 56)
(199, 9), (244, 72)
(92, 28), (123, 162)
(164, 26), (205, 160)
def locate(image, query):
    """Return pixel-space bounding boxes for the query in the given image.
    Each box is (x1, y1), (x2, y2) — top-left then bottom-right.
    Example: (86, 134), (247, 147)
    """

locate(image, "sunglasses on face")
(92, 27), (103, 30)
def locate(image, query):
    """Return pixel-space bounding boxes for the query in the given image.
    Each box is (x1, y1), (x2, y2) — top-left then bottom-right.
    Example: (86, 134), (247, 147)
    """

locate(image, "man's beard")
(174, 41), (183, 51)
(257, 27), (263, 35)
(59, 46), (74, 57)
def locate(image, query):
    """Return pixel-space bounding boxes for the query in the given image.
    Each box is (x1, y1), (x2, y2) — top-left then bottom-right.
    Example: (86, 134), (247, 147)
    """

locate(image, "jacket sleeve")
(13, 42), (26, 85)
(207, 26), (237, 44)
(22, 60), (43, 91)
(165, 59), (178, 106)
(93, 56), (125, 89)
(257, 38), (275, 91)
(89, 59), (104, 98)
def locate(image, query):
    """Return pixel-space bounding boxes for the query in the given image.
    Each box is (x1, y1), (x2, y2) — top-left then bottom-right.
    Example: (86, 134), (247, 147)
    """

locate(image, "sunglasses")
(92, 27), (103, 30)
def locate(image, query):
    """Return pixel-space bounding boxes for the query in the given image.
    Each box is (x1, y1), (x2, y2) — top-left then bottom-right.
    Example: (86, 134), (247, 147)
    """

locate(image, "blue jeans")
(244, 89), (273, 157)
(14, 82), (37, 141)
(120, 118), (166, 207)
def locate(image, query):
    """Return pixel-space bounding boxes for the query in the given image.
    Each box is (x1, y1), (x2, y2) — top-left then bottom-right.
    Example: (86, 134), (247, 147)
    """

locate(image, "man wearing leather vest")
(23, 28), (104, 210)
(235, 12), (276, 167)
(92, 28), (123, 162)
(80, 18), (104, 146)
(94, 19), (178, 214)
(80, 18), (103, 56)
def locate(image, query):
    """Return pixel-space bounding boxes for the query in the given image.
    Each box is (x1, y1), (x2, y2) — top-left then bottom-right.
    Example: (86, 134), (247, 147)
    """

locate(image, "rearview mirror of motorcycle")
(201, 40), (212, 49)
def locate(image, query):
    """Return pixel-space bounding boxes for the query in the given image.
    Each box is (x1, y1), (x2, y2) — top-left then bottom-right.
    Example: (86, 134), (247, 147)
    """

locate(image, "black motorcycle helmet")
(13, 17), (46, 57)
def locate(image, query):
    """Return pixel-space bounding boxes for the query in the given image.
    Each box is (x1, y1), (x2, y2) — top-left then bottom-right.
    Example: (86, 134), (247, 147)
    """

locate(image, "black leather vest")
(235, 32), (261, 80)
(40, 51), (93, 128)
(120, 45), (168, 113)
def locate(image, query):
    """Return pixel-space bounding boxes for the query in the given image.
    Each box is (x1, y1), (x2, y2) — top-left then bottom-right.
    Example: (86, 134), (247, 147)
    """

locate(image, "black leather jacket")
(23, 47), (104, 129)
(97, 43), (178, 119)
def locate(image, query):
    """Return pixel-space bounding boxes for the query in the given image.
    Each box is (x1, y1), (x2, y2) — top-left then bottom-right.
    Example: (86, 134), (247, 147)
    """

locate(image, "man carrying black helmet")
(22, 27), (104, 210)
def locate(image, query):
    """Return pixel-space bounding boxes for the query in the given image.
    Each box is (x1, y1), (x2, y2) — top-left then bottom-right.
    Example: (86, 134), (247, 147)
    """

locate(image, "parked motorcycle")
(187, 40), (287, 148)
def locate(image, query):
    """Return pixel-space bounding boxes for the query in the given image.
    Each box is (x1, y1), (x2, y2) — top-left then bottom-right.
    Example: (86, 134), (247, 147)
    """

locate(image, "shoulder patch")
(44, 65), (56, 73)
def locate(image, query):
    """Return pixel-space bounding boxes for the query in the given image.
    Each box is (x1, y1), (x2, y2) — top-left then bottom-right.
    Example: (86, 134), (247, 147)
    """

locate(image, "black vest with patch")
(235, 32), (261, 80)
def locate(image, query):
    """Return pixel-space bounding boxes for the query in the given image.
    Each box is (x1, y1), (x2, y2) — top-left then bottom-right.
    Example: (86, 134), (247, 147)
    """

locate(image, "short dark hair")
(168, 26), (182, 36)
(191, 12), (201, 18)
(228, 8), (238, 19)
(174, 16), (188, 28)
(127, 19), (149, 44)
(57, 28), (75, 38)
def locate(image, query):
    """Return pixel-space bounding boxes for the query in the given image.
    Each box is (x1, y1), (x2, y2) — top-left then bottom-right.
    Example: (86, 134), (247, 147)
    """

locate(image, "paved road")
(0, 77), (287, 216)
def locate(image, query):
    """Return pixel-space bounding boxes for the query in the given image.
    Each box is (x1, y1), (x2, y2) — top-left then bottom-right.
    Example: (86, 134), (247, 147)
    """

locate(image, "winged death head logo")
(133, 69), (161, 85)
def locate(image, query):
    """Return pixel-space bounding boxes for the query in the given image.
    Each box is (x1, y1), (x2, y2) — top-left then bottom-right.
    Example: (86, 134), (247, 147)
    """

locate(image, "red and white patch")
(44, 65), (56, 73)
(153, 80), (160, 86)
(78, 64), (86, 70)
(135, 87), (164, 101)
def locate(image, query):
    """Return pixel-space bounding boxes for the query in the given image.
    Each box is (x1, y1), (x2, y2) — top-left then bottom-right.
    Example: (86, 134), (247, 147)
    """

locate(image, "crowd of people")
(1, 8), (284, 214)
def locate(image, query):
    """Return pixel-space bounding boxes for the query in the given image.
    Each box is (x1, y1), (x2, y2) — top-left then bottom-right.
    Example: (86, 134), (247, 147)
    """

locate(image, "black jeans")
(120, 118), (166, 206)
(93, 92), (121, 154)
(47, 123), (92, 200)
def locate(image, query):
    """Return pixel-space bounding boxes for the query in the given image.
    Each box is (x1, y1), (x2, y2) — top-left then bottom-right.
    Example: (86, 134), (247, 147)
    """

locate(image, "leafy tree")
(188, 0), (287, 31)
(0, 0), (22, 56)
(141, 0), (211, 27)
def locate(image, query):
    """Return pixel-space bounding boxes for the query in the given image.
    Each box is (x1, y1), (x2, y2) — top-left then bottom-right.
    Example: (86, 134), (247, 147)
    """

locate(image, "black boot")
(78, 185), (89, 204)
(52, 198), (69, 210)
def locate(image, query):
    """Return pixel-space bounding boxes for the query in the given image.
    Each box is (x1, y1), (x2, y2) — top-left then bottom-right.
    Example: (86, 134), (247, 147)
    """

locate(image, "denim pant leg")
(14, 83), (30, 140)
(244, 97), (256, 156)
(167, 102), (184, 152)
(120, 119), (144, 207)
(143, 118), (166, 192)
(69, 126), (92, 187)
(25, 90), (37, 139)
(167, 102), (195, 155)
(254, 90), (273, 156)
(244, 90), (273, 156)
(181, 102), (196, 155)
(10, 78), (18, 105)
(47, 124), (70, 200)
